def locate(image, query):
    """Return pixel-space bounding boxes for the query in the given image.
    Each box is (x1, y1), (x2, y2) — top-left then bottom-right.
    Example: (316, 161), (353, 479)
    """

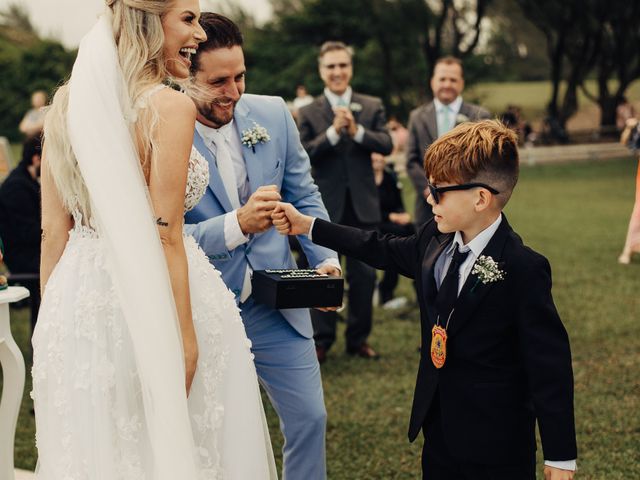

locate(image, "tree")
(579, 1), (640, 129)
(0, 4), (75, 141)
(517, 0), (640, 132)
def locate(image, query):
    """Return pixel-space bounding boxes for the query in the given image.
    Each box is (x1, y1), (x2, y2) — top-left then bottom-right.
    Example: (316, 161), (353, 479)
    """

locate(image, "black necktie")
(435, 244), (470, 319)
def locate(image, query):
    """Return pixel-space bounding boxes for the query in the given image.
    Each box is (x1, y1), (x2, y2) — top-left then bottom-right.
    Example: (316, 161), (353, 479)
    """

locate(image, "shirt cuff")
(315, 257), (341, 275)
(224, 210), (250, 251)
(544, 460), (577, 471)
(326, 126), (340, 146)
(353, 124), (365, 143)
(308, 217), (317, 240)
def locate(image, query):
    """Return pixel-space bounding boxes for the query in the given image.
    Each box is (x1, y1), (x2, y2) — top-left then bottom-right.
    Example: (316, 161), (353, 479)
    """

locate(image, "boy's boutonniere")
(241, 122), (271, 153)
(455, 113), (470, 126)
(470, 255), (505, 292)
(349, 102), (363, 113)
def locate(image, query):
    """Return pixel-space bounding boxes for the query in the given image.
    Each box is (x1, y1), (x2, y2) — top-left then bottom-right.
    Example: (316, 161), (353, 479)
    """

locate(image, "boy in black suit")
(272, 120), (577, 479)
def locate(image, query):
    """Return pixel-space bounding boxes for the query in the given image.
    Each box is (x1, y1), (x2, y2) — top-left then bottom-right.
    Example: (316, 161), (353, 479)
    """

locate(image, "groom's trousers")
(240, 297), (327, 480)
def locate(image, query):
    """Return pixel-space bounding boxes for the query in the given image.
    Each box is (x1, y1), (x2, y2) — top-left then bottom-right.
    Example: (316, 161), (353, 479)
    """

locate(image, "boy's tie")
(436, 243), (469, 318)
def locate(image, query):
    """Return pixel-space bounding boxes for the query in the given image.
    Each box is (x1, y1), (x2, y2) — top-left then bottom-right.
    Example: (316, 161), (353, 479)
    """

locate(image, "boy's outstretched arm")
(272, 202), (420, 278)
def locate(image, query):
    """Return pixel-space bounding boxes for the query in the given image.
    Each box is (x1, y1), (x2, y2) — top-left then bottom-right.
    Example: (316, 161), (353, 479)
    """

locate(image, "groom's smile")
(193, 45), (246, 128)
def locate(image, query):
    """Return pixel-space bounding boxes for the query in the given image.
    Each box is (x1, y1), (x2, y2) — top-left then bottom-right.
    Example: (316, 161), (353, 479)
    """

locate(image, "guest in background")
(618, 117), (640, 264)
(372, 152), (414, 309)
(298, 41), (393, 361)
(0, 136), (42, 331)
(292, 84), (314, 114)
(19, 90), (47, 139)
(617, 97), (636, 132)
(406, 57), (490, 226)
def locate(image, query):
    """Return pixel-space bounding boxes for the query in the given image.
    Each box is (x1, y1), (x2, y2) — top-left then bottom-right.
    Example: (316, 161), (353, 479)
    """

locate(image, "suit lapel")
(233, 101), (264, 194)
(447, 218), (512, 338)
(424, 102), (438, 143)
(421, 232), (453, 326)
(193, 129), (233, 212)
(319, 95), (335, 126)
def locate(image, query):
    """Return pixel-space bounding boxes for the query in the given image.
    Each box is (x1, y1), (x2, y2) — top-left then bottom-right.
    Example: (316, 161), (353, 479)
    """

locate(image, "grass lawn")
(3, 157), (639, 478)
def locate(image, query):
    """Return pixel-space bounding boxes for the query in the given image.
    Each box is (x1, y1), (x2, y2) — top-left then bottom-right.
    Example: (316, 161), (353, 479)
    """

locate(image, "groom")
(183, 13), (339, 479)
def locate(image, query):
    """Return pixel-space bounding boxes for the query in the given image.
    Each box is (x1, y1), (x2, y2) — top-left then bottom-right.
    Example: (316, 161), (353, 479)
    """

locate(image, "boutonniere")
(470, 255), (506, 292)
(241, 122), (271, 153)
(455, 113), (470, 125)
(349, 102), (363, 113)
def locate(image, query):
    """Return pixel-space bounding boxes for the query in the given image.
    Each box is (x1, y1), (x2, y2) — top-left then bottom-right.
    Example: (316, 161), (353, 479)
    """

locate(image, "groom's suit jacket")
(310, 216), (577, 464)
(406, 101), (491, 225)
(184, 94), (337, 338)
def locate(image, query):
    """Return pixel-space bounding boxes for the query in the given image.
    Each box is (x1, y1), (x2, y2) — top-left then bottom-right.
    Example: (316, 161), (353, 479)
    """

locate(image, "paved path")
(519, 142), (632, 165)
(15, 469), (35, 479)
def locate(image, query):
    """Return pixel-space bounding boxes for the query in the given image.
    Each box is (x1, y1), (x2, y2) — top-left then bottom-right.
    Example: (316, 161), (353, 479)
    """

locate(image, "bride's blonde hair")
(44, 0), (182, 220)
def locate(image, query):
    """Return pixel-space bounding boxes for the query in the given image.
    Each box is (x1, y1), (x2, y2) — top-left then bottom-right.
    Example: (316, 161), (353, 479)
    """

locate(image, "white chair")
(0, 286), (30, 480)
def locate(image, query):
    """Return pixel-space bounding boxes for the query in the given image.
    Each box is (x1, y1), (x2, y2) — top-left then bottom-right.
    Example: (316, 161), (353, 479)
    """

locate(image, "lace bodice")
(185, 146), (209, 212)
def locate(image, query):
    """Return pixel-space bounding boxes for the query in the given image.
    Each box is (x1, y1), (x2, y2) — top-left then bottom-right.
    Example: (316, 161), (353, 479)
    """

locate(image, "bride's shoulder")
(150, 88), (196, 121)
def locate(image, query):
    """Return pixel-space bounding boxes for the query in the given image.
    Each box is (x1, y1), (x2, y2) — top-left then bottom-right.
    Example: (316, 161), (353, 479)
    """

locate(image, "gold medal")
(430, 324), (448, 369)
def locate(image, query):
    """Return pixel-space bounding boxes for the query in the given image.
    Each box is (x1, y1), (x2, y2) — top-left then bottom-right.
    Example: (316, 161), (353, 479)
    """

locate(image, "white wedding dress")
(32, 145), (277, 479)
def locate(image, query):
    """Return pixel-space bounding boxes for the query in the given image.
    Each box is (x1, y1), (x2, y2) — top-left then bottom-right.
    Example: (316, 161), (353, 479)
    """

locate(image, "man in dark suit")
(0, 136), (42, 331)
(298, 41), (393, 361)
(407, 56), (491, 225)
(273, 120), (577, 479)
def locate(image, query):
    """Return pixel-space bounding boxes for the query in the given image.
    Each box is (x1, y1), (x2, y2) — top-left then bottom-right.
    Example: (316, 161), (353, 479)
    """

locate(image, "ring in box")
(251, 269), (343, 309)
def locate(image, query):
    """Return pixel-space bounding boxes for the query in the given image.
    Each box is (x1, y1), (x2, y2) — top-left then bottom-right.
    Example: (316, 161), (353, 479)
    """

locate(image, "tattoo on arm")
(156, 217), (169, 227)
(41, 231), (46, 241)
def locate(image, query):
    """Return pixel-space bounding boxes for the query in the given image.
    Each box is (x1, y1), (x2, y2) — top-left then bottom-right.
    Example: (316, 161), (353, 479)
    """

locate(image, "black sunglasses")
(426, 181), (500, 204)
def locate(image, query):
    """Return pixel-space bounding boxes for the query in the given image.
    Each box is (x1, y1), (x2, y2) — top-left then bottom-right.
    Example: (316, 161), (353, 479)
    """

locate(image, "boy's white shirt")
(309, 214), (576, 471)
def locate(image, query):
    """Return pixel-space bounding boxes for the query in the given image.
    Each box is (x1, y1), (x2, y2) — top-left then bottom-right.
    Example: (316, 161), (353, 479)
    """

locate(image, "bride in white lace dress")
(32, 1), (276, 478)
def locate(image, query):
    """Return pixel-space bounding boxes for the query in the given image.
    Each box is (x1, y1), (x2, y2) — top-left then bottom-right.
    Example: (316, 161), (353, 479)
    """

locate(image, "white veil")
(67, 10), (199, 478)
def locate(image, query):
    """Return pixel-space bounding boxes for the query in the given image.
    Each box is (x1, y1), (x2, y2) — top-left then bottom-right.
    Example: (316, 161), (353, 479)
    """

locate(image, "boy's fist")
(271, 203), (313, 236)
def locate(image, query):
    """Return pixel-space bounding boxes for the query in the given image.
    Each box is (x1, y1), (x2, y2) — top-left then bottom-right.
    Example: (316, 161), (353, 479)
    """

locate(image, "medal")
(430, 324), (447, 369)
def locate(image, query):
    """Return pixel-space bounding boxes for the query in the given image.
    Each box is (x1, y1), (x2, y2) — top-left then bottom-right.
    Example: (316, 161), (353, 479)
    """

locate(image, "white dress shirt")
(323, 86), (365, 146)
(434, 214), (576, 472)
(195, 120), (251, 251)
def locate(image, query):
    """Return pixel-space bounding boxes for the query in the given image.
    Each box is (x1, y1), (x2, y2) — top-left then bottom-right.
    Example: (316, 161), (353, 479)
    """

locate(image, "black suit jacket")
(406, 101), (491, 224)
(0, 162), (41, 273)
(311, 217), (577, 464)
(297, 92), (393, 224)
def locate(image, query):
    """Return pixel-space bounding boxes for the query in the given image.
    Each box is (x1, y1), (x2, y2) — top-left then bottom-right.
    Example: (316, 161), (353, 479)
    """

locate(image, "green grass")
(3, 158), (640, 478)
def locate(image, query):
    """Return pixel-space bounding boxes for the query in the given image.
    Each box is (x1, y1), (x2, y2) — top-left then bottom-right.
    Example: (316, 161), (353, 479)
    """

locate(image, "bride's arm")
(40, 145), (72, 293)
(145, 89), (198, 395)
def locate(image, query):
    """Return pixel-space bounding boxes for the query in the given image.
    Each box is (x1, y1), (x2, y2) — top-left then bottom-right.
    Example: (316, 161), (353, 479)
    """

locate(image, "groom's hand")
(544, 466), (575, 480)
(237, 185), (281, 235)
(314, 264), (342, 312)
(272, 202), (313, 236)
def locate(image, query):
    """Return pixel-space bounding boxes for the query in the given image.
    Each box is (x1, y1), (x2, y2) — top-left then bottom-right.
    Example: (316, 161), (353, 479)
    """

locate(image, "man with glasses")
(407, 56), (491, 226)
(298, 41), (393, 362)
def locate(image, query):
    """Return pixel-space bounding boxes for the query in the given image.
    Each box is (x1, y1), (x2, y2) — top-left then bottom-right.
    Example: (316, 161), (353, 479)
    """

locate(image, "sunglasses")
(426, 181), (500, 204)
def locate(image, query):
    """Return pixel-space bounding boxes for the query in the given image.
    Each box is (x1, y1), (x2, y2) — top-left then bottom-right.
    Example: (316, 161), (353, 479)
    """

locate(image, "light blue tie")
(438, 106), (452, 137)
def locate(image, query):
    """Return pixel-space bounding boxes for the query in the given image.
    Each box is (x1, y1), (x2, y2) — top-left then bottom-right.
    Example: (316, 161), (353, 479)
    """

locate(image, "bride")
(32, 0), (276, 478)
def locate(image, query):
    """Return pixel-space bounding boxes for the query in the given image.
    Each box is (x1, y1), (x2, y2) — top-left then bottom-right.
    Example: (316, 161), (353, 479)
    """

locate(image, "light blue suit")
(184, 94), (336, 479)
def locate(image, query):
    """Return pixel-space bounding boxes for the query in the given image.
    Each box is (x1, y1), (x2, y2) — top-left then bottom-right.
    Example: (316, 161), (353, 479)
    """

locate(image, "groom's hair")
(191, 13), (243, 74)
(424, 120), (520, 207)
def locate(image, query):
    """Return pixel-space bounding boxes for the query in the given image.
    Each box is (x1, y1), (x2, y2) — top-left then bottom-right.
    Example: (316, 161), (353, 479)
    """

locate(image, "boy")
(272, 120), (577, 479)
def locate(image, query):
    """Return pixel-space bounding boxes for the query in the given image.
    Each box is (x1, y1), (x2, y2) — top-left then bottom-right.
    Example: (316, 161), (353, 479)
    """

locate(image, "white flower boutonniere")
(455, 113), (470, 126)
(241, 122), (271, 153)
(471, 255), (505, 292)
(349, 102), (363, 113)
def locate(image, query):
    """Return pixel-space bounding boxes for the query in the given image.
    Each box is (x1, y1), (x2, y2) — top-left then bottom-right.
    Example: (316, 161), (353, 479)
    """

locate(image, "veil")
(66, 10), (199, 478)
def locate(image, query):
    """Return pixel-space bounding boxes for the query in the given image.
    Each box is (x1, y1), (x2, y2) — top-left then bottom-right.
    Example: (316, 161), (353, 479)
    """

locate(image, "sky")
(3, 0), (273, 48)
